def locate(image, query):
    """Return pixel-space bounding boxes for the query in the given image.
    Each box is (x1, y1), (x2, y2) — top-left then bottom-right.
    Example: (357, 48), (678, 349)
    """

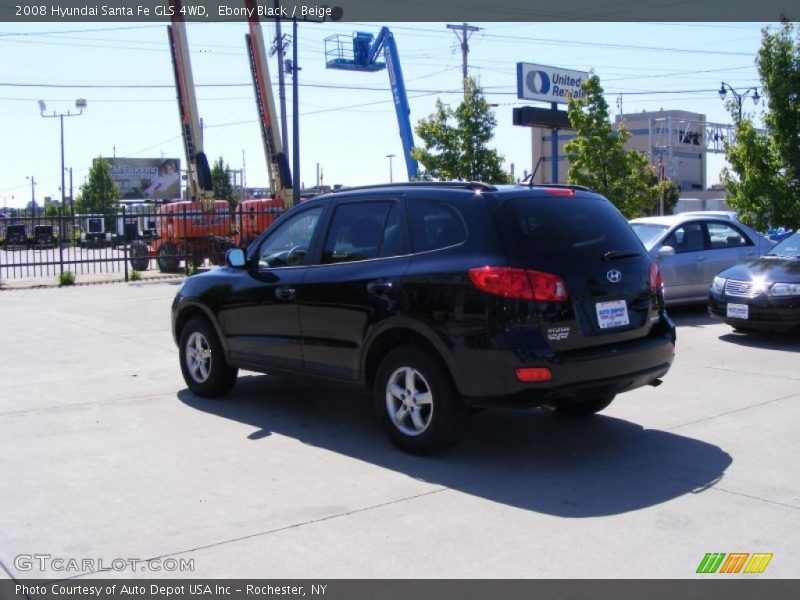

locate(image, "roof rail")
(331, 181), (497, 193)
(524, 182), (594, 192)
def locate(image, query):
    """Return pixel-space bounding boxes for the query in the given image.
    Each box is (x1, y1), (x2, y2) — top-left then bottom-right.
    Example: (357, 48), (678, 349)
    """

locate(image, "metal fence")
(0, 203), (284, 283)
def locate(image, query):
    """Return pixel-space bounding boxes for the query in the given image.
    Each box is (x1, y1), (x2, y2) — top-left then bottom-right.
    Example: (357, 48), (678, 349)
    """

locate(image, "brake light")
(515, 367), (552, 382)
(649, 261), (662, 292)
(468, 267), (569, 301)
(542, 187), (575, 197)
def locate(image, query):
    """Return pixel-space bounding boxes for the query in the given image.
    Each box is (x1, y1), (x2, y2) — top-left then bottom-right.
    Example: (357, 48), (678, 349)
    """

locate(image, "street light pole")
(718, 82), (759, 122)
(386, 154), (395, 183)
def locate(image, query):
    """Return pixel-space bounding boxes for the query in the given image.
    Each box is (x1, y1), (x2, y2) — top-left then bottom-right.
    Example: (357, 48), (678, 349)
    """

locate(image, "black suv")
(172, 182), (675, 453)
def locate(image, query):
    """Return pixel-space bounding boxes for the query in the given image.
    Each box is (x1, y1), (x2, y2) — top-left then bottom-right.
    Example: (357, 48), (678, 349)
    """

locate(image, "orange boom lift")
(234, 0), (294, 247)
(129, 0), (235, 272)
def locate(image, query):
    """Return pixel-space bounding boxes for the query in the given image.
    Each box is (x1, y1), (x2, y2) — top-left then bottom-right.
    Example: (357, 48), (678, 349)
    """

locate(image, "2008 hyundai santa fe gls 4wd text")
(172, 182), (676, 454)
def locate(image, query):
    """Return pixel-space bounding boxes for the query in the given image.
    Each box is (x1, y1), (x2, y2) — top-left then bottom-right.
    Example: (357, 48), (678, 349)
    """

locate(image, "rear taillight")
(649, 261), (662, 292)
(468, 267), (568, 302)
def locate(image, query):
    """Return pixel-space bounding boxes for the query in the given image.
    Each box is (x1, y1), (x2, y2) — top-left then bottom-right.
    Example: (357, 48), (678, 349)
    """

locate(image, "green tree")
(74, 157), (119, 215)
(411, 78), (511, 183)
(211, 157), (238, 209)
(721, 22), (800, 231)
(565, 75), (663, 219)
(43, 203), (60, 217)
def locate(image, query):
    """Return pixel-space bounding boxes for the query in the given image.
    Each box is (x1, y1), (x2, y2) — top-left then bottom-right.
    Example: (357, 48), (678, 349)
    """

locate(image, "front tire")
(179, 317), (238, 397)
(556, 394), (616, 417)
(373, 346), (465, 455)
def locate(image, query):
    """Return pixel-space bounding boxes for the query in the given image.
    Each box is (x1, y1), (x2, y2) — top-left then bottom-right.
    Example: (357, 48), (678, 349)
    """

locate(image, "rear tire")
(157, 242), (180, 272)
(556, 394), (616, 417)
(178, 317), (238, 398)
(373, 346), (465, 454)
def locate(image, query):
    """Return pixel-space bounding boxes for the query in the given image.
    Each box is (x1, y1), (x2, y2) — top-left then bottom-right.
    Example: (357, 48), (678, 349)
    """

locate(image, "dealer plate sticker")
(596, 300), (629, 329)
(727, 303), (749, 320)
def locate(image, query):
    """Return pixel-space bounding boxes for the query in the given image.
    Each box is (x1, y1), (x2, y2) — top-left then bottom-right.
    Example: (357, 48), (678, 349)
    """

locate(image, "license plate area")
(596, 300), (630, 329)
(727, 303), (749, 320)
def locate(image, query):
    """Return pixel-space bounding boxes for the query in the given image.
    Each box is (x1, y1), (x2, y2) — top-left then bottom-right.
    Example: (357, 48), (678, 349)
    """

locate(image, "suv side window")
(409, 200), (466, 253)
(707, 221), (752, 249)
(322, 201), (402, 264)
(663, 222), (705, 254)
(258, 206), (322, 268)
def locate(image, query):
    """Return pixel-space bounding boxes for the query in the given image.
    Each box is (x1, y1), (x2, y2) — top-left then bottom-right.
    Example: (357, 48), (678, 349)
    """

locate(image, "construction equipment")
(325, 28), (418, 180)
(244, 0), (293, 210)
(130, 0), (235, 272)
(232, 0), (293, 247)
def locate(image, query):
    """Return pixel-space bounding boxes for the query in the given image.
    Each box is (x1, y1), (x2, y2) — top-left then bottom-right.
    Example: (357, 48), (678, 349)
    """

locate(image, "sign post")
(516, 63), (589, 185)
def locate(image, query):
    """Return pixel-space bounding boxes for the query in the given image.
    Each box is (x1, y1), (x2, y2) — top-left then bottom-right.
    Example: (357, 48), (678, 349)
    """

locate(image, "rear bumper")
(456, 316), (676, 406)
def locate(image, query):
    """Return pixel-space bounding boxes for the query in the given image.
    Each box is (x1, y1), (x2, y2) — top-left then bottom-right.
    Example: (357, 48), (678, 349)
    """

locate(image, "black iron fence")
(0, 203), (284, 283)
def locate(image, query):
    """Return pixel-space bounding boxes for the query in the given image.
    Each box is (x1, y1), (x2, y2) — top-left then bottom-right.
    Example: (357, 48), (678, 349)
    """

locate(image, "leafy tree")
(211, 157), (238, 209)
(721, 22), (800, 231)
(565, 75), (664, 219)
(44, 203), (60, 217)
(411, 78), (511, 183)
(74, 157), (119, 215)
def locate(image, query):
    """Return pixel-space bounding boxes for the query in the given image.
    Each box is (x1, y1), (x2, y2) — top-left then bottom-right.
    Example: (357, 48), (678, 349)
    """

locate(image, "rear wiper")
(603, 250), (641, 260)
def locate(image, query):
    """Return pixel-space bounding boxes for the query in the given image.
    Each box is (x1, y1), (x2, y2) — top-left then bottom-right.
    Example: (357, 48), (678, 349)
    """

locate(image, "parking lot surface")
(1, 282), (798, 579)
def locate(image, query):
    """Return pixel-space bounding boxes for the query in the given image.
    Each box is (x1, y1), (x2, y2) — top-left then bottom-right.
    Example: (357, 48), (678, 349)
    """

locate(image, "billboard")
(102, 157), (181, 201)
(517, 63), (589, 105)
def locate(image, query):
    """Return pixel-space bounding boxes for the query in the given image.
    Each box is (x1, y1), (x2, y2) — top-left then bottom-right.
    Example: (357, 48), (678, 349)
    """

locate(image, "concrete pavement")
(1, 283), (798, 579)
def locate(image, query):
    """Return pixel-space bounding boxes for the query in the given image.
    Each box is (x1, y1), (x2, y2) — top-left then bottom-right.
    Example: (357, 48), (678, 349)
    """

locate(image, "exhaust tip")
(649, 378), (663, 387)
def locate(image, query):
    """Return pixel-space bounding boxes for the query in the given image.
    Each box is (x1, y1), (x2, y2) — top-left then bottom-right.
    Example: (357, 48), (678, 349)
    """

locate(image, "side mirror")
(658, 245), (676, 257)
(225, 248), (246, 268)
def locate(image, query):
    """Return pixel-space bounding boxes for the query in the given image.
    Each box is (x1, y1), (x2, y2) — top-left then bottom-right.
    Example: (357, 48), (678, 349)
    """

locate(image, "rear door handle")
(367, 280), (394, 295)
(275, 287), (296, 301)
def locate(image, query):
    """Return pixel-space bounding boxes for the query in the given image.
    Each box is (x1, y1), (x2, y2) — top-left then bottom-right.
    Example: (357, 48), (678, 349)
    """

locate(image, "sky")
(0, 19), (773, 208)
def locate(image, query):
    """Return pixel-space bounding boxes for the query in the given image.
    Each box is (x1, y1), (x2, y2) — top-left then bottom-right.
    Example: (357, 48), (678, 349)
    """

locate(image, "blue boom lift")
(324, 29), (419, 181)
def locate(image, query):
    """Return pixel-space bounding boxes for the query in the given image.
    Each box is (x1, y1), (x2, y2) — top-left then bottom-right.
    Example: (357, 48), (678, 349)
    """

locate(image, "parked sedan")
(709, 231), (800, 332)
(630, 214), (773, 305)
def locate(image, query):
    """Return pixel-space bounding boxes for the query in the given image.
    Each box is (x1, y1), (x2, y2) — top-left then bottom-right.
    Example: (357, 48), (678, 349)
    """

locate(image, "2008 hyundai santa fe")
(172, 182), (676, 454)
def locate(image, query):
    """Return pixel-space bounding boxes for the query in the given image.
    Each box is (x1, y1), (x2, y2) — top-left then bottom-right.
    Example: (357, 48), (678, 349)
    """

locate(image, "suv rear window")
(498, 194), (644, 263)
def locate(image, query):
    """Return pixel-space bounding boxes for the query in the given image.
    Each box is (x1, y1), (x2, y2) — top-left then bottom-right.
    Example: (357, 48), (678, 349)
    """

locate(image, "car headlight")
(711, 275), (726, 294)
(769, 282), (800, 297)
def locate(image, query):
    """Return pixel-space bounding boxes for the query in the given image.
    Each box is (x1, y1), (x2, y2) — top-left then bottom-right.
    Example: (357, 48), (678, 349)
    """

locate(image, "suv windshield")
(499, 194), (645, 264)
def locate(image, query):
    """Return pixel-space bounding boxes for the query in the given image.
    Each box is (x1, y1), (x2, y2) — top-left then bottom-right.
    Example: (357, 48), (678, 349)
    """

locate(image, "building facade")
(523, 109), (707, 193)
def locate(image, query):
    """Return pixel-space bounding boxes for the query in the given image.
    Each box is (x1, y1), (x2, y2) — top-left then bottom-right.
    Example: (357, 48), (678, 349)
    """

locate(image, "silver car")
(630, 214), (774, 305)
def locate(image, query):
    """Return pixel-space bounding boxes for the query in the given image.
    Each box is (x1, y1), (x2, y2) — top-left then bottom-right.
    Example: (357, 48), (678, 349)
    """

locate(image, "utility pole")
(446, 22), (481, 93)
(291, 18), (300, 205)
(271, 0), (290, 155)
(26, 176), (36, 212)
(241, 148), (247, 191)
(65, 167), (73, 211)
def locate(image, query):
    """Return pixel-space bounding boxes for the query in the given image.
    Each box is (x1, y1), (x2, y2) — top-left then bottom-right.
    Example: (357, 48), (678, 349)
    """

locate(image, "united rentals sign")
(516, 63), (588, 104)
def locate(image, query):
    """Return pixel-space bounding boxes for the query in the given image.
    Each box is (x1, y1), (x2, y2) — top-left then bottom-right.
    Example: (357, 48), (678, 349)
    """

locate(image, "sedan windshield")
(630, 223), (669, 249)
(766, 231), (800, 258)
